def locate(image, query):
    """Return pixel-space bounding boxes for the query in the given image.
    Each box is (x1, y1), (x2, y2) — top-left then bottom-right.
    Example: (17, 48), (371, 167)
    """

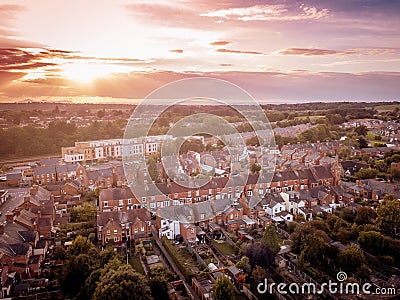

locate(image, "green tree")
(337, 245), (365, 273)
(376, 195), (400, 236)
(70, 202), (97, 222)
(236, 256), (251, 274)
(246, 136), (261, 146)
(62, 253), (95, 297)
(213, 275), (235, 300)
(354, 206), (376, 225)
(299, 234), (327, 267)
(67, 235), (95, 257)
(250, 163), (261, 174)
(354, 125), (368, 136)
(355, 168), (378, 179)
(147, 156), (159, 182)
(358, 231), (386, 255)
(262, 225), (281, 255)
(93, 265), (153, 300)
(149, 267), (175, 300)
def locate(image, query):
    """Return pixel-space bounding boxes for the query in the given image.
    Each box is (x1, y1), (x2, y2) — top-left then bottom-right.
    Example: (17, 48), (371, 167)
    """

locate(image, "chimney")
(24, 195), (30, 204)
(166, 178), (171, 188)
(5, 212), (14, 223)
(38, 210), (42, 219)
(0, 224), (4, 235)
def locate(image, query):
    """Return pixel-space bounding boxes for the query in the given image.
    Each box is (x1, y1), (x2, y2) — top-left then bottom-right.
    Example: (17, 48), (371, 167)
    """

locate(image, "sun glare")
(61, 62), (118, 83)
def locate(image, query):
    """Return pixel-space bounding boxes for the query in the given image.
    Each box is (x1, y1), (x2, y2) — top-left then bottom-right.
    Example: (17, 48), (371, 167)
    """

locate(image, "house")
(259, 193), (286, 217)
(98, 187), (141, 212)
(97, 209), (151, 245)
(180, 223), (196, 242)
(6, 173), (22, 187)
(341, 160), (369, 176)
(158, 219), (181, 240)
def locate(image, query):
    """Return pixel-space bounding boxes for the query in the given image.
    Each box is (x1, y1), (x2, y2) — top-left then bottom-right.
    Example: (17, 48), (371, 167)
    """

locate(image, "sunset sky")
(0, 0), (399, 102)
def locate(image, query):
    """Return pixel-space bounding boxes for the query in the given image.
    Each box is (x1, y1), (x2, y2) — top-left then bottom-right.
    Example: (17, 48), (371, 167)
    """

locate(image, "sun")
(61, 62), (117, 83)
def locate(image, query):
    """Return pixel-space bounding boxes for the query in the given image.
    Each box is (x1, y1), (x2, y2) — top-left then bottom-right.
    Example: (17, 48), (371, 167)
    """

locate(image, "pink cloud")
(200, 4), (329, 21)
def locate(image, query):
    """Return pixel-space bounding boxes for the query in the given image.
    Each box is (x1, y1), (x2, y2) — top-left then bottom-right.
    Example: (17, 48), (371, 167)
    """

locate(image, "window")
(107, 230), (110, 235)
(200, 213), (205, 219)
(230, 214), (233, 219)
(142, 197), (146, 203)
(141, 226), (145, 232)
(119, 199), (123, 206)
(114, 237), (119, 242)
(190, 228), (195, 234)
(128, 199), (132, 204)
(134, 228), (138, 233)
(104, 201), (108, 207)
(235, 213), (239, 218)
(114, 229), (118, 235)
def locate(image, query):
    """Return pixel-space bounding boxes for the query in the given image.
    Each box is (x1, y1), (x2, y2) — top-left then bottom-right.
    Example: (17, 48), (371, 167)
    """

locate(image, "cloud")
(200, 4), (329, 22)
(2, 70), (399, 102)
(169, 49), (184, 54)
(0, 4), (26, 24)
(210, 41), (232, 46)
(279, 48), (354, 56)
(279, 47), (400, 57)
(215, 48), (263, 55)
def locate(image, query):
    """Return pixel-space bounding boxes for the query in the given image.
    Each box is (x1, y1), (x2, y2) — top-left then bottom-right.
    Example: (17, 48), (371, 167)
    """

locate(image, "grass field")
(211, 240), (236, 256)
(375, 104), (400, 112)
(129, 256), (145, 274)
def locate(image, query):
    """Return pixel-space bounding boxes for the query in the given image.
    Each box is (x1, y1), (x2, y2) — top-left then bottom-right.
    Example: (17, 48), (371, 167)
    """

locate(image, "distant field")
(295, 115), (325, 122)
(375, 104), (400, 112)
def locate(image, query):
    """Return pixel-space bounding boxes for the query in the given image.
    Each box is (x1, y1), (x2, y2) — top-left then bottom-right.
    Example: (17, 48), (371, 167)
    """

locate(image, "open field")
(375, 104), (400, 112)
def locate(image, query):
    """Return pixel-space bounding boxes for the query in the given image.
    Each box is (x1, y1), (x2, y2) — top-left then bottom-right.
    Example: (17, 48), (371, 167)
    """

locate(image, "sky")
(0, 0), (399, 103)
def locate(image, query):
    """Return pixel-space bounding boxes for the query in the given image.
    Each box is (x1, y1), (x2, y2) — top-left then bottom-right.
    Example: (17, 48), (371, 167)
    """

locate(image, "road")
(0, 187), (29, 223)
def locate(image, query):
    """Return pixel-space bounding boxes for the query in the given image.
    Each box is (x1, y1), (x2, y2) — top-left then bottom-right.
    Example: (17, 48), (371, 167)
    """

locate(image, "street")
(0, 187), (29, 223)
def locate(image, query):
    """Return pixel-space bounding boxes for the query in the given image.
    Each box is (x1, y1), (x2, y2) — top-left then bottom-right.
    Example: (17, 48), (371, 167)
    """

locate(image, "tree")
(69, 202), (97, 222)
(250, 163), (261, 174)
(149, 267), (175, 300)
(179, 138), (204, 154)
(93, 265), (153, 300)
(290, 223), (313, 254)
(262, 225), (281, 255)
(354, 206), (376, 225)
(376, 195), (400, 236)
(246, 136), (260, 146)
(97, 109), (105, 118)
(147, 156), (159, 182)
(67, 235), (95, 257)
(354, 125), (368, 136)
(358, 137), (369, 149)
(62, 254), (95, 297)
(358, 231), (386, 255)
(53, 245), (66, 261)
(337, 245), (365, 274)
(242, 243), (275, 269)
(236, 256), (251, 274)
(299, 234), (327, 267)
(355, 168), (378, 179)
(213, 275), (235, 300)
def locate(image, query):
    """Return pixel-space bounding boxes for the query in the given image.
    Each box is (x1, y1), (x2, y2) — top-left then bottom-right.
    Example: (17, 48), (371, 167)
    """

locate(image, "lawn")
(211, 240), (235, 256)
(129, 256), (145, 274)
(375, 104), (400, 112)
